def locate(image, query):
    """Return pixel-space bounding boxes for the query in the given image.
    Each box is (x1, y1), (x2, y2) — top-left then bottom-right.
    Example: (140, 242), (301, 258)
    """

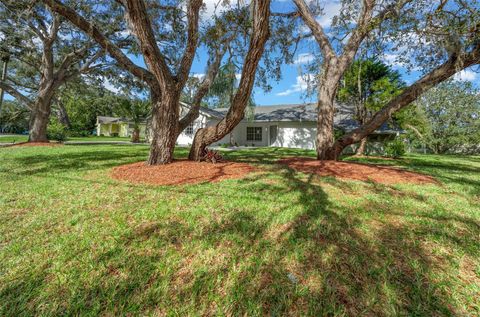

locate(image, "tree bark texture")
(355, 137), (367, 156)
(29, 82), (56, 142)
(147, 90), (180, 164)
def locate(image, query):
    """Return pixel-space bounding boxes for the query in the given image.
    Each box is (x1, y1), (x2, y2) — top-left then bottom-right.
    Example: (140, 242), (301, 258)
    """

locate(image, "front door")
(269, 125), (278, 146)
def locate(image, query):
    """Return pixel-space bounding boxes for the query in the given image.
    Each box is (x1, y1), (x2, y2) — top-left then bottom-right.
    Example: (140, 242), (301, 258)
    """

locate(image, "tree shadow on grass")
(212, 169), (468, 315)
(1, 146), (190, 176)
(1, 151), (479, 315)
(182, 167), (476, 315)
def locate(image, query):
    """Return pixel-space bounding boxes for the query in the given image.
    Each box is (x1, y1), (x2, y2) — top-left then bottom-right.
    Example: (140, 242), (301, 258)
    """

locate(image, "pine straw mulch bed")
(111, 160), (255, 186)
(278, 157), (438, 185)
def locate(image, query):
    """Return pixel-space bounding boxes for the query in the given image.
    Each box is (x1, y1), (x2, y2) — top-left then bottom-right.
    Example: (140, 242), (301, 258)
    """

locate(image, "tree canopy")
(411, 81), (480, 154)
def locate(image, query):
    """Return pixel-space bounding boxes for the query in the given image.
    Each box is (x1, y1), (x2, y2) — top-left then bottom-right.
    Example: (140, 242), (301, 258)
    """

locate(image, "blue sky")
(189, 0), (479, 106)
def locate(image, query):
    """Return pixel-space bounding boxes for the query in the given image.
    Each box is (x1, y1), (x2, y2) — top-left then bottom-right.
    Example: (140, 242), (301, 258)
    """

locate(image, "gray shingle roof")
(98, 102), (401, 134)
(216, 103), (400, 133)
(97, 116), (129, 124)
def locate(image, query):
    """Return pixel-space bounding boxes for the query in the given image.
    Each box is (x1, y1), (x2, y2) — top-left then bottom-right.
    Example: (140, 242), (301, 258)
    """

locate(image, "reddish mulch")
(111, 160), (255, 186)
(278, 158), (437, 185)
(11, 142), (62, 147)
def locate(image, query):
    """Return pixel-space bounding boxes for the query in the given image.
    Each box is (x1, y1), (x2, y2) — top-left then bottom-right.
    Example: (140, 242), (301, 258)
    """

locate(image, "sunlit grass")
(0, 145), (479, 315)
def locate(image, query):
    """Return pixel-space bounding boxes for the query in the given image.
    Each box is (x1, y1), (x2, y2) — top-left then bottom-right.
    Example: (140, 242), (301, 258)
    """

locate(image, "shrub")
(201, 148), (223, 163)
(47, 120), (67, 142)
(384, 138), (406, 158)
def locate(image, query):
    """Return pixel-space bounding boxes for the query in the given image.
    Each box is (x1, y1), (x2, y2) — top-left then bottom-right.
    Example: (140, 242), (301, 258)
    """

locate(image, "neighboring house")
(96, 116), (147, 138)
(97, 102), (401, 151)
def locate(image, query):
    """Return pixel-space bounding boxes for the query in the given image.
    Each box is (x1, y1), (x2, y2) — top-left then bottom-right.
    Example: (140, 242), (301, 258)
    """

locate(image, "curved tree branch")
(123, 0), (173, 86)
(41, 0), (156, 88)
(176, 0), (203, 88)
(293, 0), (336, 60)
(0, 81), (33, 108)
(331, 44), (480, 159)
(178, 45), (228, 132)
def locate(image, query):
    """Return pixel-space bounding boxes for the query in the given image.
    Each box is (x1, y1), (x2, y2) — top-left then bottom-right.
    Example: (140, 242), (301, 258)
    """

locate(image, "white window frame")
(246, 127), (262, 141)
(185, 123), (194, 136)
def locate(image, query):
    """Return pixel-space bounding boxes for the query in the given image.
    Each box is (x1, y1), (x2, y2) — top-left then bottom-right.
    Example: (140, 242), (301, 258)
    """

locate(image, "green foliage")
(114, 98), (150, 128)
(338, 59), (404, 116)
(60, 81), (122, 136)
(384, 138), (406, 158)
(412, 81), (480, 154)
(334, 128), (345, 141)
(46, 119), (67, 142)
(0, 100), (29, 134)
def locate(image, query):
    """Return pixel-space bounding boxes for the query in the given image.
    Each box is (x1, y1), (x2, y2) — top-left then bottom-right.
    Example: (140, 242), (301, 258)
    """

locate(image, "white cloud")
(201, 0), (249, 19)
(277, 74), (315, 96)
(191, 73), (205, 80)
(293, 53), (315, 65)
(316, 1), (342, 28)
(278, 0), (340, 28)
(453, 70), (477, 82)
(102, 78), (121, 93)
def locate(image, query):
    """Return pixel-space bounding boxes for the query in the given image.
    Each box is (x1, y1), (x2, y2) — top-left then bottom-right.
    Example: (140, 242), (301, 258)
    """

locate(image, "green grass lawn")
(0, 134), (29, 143)
(0, 135), (141, 143)
(0, 145), (479, 316)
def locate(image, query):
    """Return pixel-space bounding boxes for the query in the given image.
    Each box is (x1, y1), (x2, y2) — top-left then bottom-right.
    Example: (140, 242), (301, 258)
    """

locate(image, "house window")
(247, 127), (262, 141)
(185, 123), (194, 136)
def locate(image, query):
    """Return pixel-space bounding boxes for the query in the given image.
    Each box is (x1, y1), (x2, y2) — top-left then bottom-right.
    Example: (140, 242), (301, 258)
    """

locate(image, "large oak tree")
(42, 0), (269, 165)
(0, 0), (106, 142)
(279, 0), (479, 160)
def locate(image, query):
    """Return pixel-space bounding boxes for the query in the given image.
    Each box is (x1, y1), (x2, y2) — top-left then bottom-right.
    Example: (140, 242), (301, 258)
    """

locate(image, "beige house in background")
(96, 116), (147, 138)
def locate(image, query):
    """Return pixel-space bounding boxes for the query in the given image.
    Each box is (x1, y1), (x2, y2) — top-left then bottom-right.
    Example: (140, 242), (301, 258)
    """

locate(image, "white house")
(175, 103), (400, 151)
(97, 102), (401, 151)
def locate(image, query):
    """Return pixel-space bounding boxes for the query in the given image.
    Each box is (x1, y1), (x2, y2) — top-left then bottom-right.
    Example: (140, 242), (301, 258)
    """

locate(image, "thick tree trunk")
(316, 84), (337, 160)
(29, 96), (52, 142)
(315, 65), (342, 160)
(355, 137), (367, 156)
(131, 127), (140, 143)
(188, 109), (245, 160)
(188, 0), (271, 161)
(147, 91), (179, 165)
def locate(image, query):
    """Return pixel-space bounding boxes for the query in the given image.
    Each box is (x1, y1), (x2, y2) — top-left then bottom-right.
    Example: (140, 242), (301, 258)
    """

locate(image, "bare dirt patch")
(111, 160), (255, 186)
(278, 158), (437, 185)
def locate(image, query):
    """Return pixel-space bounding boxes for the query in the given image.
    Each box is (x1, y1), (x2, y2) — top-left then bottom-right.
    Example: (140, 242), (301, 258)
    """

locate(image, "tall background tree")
(410, 81), (480, 154)
(337, 59), (404, 155)
(0, 0), (108, 142)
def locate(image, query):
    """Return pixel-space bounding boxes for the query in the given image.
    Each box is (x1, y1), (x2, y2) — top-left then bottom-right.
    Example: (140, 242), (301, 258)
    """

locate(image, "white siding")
(272, 122), (317, 149)
(176, 114), (208, 145)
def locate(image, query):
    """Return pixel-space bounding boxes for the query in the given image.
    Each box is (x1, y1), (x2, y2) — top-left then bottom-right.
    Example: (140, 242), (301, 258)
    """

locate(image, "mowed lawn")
(0, 135), (140, 143)
(0, 145), (479, 316)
